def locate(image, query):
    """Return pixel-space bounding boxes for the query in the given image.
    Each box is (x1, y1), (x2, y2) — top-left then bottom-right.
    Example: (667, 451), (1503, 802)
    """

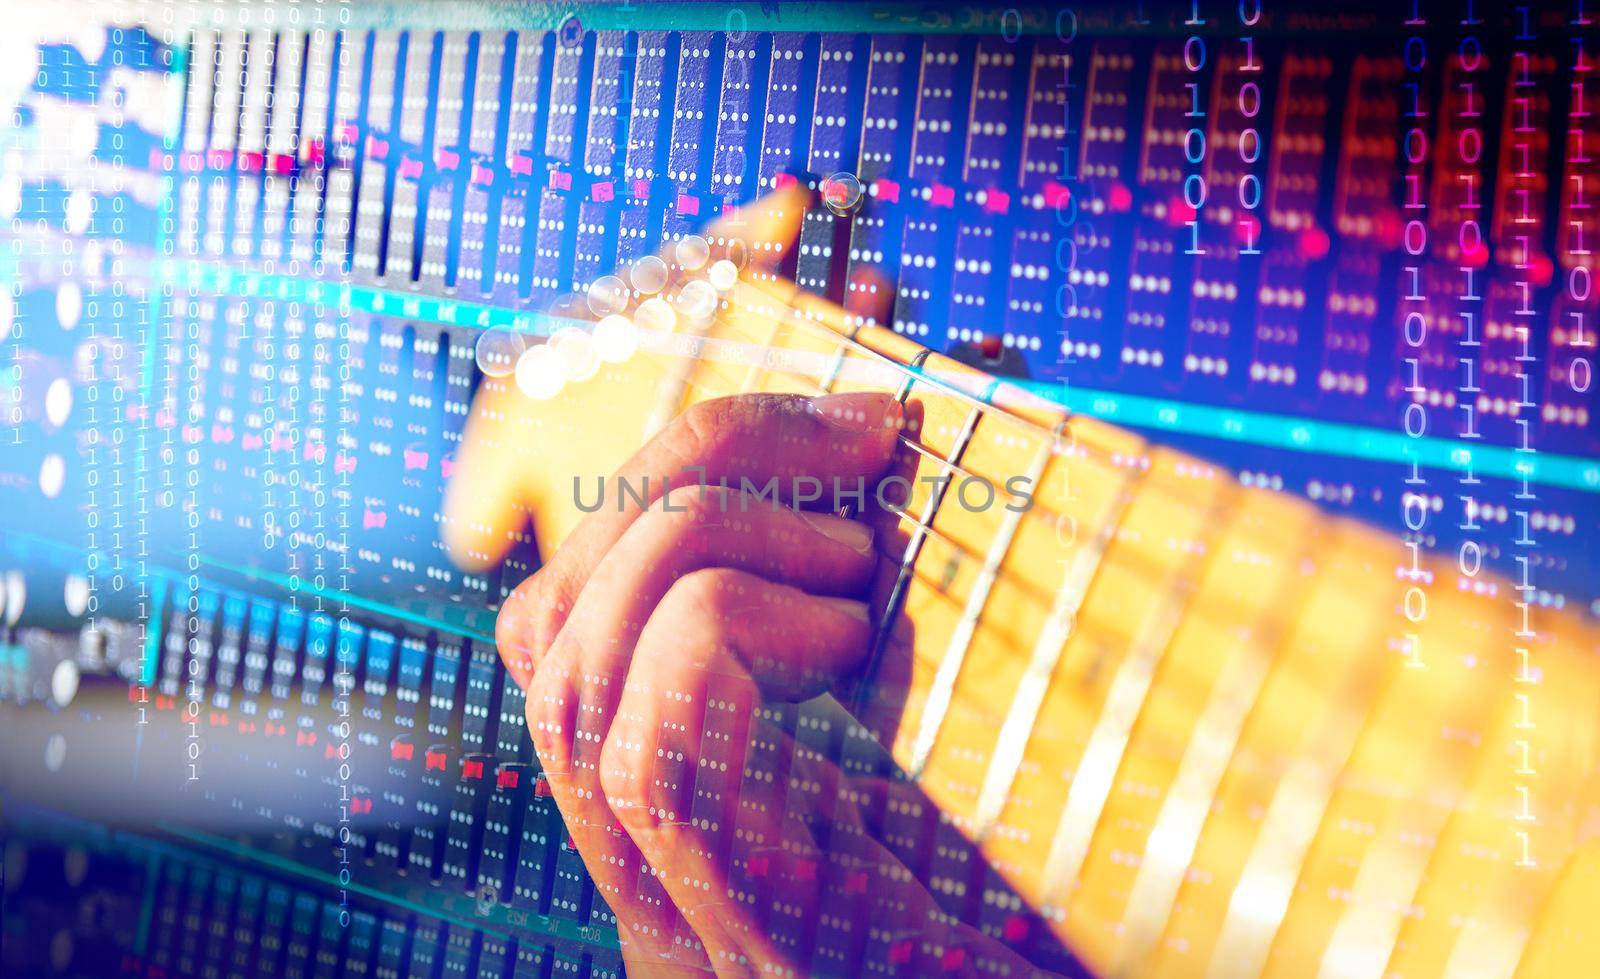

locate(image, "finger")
(704, 180), (810, 276)
(497, 470), (880, 691)
(527, 482), (878, 769)
(520, 685), (707, 971)
(561, 391), (900, 592)
(521, 492), (876, 964)
(844, 262), (897, 331)
(601, 568), (873, 972)
(493, 391), (899, 686)
(607, 576), (1034, 975)
(439, 373), (530, 570)
(441, 186), (811, 574)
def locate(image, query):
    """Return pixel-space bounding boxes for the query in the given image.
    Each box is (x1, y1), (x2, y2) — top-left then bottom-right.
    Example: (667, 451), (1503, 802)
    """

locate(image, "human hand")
(493, 390), (1058, 976)
(443, 184), (1070, 975)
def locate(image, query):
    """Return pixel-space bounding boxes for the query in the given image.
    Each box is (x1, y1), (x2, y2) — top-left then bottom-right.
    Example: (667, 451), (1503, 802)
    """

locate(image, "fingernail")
(808, 392), (901, 433)
(820, 596), (872, 623)
(796, 509), (875, 556)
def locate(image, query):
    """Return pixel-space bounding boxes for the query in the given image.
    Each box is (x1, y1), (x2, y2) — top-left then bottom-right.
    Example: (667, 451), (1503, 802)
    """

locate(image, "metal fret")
(979, 481), (1235, 854)
(1102, 534), (1332, 976)
(1440, 898), (1534, 979)
(1312, 754), (1468, 977)
(891, 348), (927, 401)
(893, 435), (1002, 492)
(644, 305), (1230, 571)
(731, 279), (1052, 440)
(908, 420), (1065, 781)
(850, 368), (976, 718)
(1200, 573), (1469, 979)
(674, 291), (1199, 643)
(1202, 726), (1365, 978)
(974, 465), (1141, 850)
(816, 326), (859, 393)
(737, 296), (863, 395)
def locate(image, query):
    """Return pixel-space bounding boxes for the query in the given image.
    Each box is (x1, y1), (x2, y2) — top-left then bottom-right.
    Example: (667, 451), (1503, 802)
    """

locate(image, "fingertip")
(494, 569), (568, 688)
(845, 263), (895, 328)
(494, 592), (536, 687)
(817, 595), (872, 624)
(807, 391), (904, 444)
(441, 514), (501, 574)
(796, 510), (876, 559)
(707, 183), (811, 267)
(804, 393), (904, 481)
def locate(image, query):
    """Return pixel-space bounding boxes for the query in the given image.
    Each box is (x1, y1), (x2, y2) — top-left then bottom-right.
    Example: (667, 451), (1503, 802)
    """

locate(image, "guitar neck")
(606, 273), (1600, 979)
(471, 261), (1600, 978)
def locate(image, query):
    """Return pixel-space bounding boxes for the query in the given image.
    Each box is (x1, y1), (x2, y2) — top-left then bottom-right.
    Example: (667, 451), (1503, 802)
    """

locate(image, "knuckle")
(658, 400), (726, 474)
(493, 576), (533, 651)
(653, 482), (720, 522)
(636, 485), (732, 559)
(639, 571), (744, 675)
(524, 662), (572, 772)
(668, 394), (804, 471)
(662, 567), (746, 630)
(495, 570), (569, 675)
(599, 728), (666, 833)
(673, 396), (739, 456)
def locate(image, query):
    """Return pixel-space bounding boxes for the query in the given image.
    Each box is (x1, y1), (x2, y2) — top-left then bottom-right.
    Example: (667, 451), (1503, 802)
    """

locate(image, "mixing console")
(2, 2), (1596, 977)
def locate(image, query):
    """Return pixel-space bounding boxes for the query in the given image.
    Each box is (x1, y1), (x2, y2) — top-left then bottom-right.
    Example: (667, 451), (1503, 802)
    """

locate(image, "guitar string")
(707, 279), (1236, 608)
(717, 271), (1379, 955)
(700, 287), (1051, 578)
(694, 277), (1280, 867)
(640, 276), (1561, 978)
(653, 264), (1275, 807)
(723, 276), (1221, 497)
(616, 281), (1261, 795)
(908, 419), (1065, 783)
(511, 269), (1221, 583)
(724, 275), (1225, 521)
(691, 300), (1100, 637)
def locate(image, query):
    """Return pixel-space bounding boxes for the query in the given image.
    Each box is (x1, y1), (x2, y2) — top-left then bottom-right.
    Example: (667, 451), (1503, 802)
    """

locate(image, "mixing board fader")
(4, 9), (1600, 978)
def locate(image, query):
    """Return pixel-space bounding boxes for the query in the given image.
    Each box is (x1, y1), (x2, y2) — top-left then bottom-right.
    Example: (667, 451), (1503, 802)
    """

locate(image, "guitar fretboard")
(622, 262), (1600, 979)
